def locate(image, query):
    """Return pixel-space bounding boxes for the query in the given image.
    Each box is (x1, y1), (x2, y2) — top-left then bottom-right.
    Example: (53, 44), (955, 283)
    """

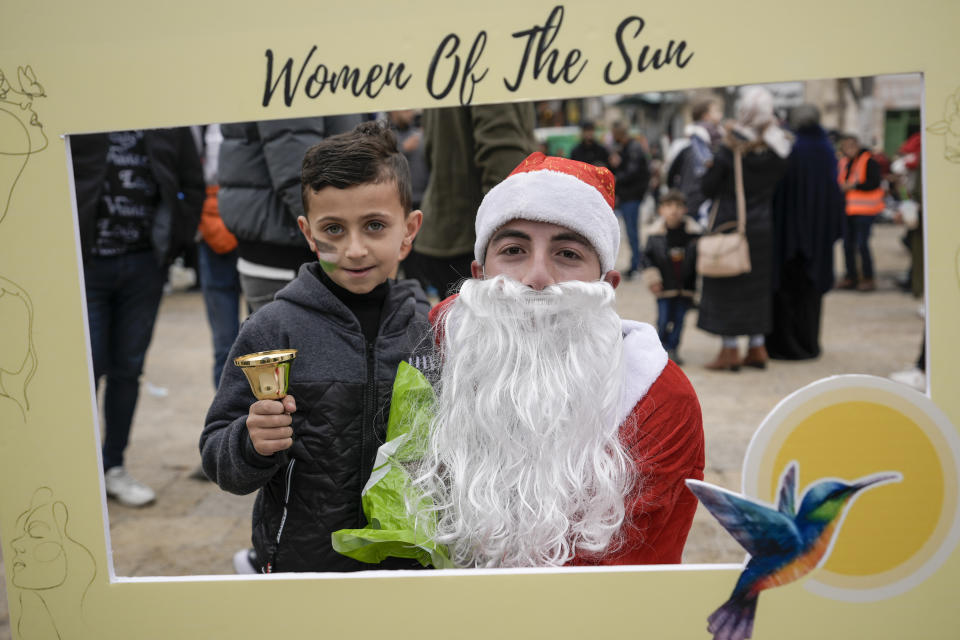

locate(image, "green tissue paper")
(331, 362), (453, 568)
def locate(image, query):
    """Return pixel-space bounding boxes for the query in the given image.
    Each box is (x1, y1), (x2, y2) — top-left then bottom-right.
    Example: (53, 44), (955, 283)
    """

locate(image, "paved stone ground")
(0, 224), (923, 638)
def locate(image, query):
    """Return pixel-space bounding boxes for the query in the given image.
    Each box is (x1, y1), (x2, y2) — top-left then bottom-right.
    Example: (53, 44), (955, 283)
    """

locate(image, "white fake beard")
(412, 276), (635, 568)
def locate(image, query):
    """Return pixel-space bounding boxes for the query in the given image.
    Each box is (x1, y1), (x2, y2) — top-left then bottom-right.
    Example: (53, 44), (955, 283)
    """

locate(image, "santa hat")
(474, 152), (620, 274)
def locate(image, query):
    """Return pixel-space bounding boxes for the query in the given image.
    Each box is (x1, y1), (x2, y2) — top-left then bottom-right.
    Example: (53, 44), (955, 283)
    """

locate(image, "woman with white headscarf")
(697, 87), (792, 371)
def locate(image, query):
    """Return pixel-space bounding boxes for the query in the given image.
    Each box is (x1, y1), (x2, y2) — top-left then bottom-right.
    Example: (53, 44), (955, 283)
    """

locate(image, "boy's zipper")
(265, 458), (295, 573)
(359, 340), (376, 523)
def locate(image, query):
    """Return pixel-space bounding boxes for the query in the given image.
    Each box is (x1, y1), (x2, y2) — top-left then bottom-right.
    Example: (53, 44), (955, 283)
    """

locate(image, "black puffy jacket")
(200, 263), (431, 572)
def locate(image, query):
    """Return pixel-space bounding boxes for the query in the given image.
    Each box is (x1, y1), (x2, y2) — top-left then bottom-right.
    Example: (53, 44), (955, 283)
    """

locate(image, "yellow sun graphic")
(742, 375), (960, 601)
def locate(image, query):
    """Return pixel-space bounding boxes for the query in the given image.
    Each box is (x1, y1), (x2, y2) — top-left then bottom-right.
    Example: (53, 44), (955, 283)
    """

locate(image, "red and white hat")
(474, 152), (620, 274)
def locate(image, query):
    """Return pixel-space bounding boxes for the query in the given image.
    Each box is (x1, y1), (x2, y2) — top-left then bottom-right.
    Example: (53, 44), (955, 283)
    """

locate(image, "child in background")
(200, 122), (428, 573)
(641, 190), (702, 365)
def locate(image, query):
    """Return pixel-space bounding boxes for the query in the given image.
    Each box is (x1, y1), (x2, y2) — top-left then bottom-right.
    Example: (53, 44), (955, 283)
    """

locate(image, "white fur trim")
(475, 170), (620, 273)
(616, 320), (668, 426)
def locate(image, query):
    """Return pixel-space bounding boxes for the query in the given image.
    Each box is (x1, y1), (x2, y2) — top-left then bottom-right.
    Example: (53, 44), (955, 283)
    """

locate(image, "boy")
(200, 121), (427, 573)
(641, 189), (702, 365)
(412, 153), (703, 567)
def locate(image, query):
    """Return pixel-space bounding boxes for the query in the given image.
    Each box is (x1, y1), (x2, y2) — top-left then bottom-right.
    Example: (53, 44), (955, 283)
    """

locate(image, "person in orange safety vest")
(836, 134), (884, 291)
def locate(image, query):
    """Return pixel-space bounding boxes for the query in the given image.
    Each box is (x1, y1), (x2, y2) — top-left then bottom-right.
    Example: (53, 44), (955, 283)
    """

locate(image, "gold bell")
(234, 349), (297, 400)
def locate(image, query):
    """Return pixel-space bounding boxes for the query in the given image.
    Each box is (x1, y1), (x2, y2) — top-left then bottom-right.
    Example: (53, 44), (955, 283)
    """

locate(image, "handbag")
(696, 147), (751, 277)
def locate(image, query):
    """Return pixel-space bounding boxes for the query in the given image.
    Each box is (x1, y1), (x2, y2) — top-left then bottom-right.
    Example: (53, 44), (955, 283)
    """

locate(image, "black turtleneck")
(315, 266), (389, 343)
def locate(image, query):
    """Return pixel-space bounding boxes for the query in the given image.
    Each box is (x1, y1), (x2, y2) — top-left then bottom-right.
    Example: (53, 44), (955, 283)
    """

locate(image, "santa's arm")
(617, 360), (705, 564)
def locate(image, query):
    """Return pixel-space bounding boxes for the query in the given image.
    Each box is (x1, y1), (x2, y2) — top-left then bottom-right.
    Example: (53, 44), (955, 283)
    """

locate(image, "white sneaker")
(889, 367), (926, 392)
(104, 467), (156, 507)
(233, 548), (259, 574)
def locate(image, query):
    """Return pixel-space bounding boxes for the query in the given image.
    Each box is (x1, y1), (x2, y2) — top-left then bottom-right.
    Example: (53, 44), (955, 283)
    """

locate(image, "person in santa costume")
(406, 152), (705, 568)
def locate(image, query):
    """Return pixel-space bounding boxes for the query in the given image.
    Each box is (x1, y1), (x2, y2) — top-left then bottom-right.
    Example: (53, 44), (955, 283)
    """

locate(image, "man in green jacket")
(405, 103), (537, 297)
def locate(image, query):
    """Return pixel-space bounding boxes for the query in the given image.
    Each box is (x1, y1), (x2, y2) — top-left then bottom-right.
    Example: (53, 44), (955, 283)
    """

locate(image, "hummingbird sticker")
(686, 462), (901, 640)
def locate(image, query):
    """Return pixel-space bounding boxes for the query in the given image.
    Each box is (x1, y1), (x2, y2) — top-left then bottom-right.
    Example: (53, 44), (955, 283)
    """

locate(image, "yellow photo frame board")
(2, 1), (959, 638)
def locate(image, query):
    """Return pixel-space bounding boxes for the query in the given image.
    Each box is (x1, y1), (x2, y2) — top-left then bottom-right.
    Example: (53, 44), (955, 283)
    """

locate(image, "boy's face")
(471, 219), (620, 291)
(298, 181), (422, 294)
(658, 201), (686, 228)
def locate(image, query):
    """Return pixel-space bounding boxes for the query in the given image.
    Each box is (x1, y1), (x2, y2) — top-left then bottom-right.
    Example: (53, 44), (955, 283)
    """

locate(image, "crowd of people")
(73, 85), (921, 575)
(553, 90), (922, 370)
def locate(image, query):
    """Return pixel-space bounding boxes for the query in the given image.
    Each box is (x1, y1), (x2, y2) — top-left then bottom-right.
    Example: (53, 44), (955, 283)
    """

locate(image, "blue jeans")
(617, 199), (642, 272)
(843, 215), (876, 280)
(198, 242), (241, 387)
(84, 251), (165, 471)
(657, 297), (691, 351)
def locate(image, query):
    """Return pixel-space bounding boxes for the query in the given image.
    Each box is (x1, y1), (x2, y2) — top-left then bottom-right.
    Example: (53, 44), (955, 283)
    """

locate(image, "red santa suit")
(430, 302), (705, 565)
(571, 319), (704, 564)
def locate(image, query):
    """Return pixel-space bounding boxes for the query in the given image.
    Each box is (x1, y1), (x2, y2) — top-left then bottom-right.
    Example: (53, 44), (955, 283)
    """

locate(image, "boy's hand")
(247, 395), (297, 456)
(649, 282), (663, 294)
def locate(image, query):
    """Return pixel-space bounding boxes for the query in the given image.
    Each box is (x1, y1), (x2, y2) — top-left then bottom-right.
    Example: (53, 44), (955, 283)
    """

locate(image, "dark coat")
(612, 137), (650, 203)
(765, 125), (845, 360)
(200, 263), (431, 572)
(71, 128), (204, 266)
(771, 124), (844, 295)
(569, 139), (610, 167)
(696, 137), (788, 336)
